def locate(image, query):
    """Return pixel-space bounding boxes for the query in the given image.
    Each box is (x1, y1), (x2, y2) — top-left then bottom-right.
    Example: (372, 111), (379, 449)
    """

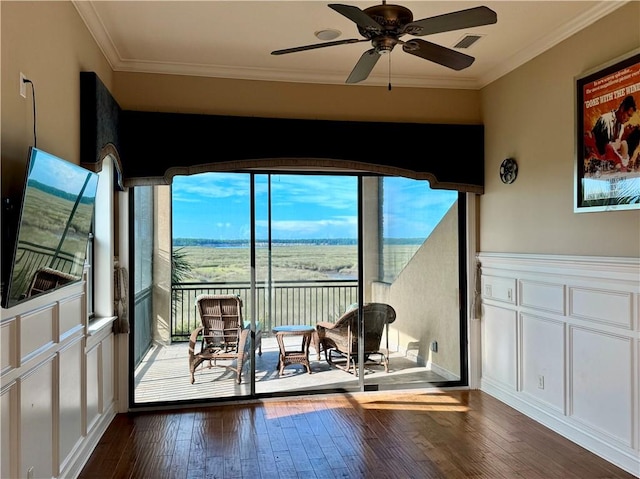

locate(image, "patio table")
(273, 325), (315, 375)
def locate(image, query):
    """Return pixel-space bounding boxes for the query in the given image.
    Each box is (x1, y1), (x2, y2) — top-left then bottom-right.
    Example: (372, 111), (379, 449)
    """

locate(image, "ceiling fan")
(271, 2), (497, 84)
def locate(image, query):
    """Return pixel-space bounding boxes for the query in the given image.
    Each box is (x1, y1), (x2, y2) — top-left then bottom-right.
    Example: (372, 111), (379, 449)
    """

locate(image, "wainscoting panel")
(20, 304), (56, 363)
(0, 282), (117, 479)
(20, 356), (55, 479)
(1, 318), (16, 375)
(519, 280), (565, 315)
(520, 313), (565, 412)
(59, 338), (84, 473)
(101, 333), (114, 409)
(1, 382), (16, 479)
(478, 253), (639, 477)
(86, 341), (101, 432)
(569, 325), (633, 447)
(481, 304), (517, 390)
(569, 287), (634, 329)
(59, 293), (85, 339)
(481, 275), (517, 304)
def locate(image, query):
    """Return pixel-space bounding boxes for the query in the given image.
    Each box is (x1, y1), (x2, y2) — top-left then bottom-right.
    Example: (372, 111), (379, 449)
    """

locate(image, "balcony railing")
(171, 280), (358, 341)
(8, 241), (81, 300)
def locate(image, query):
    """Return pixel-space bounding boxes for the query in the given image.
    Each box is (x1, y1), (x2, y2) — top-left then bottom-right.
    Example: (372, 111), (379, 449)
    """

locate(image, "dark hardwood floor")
(79, 389), (637, 479)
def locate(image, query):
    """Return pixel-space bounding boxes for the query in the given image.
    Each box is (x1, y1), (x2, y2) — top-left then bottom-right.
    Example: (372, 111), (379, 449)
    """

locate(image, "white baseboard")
(403, 349), (460, 381)
(426, 361), (460, 381)
(482, 378), (640, 478)
(61, 402), (117, 479)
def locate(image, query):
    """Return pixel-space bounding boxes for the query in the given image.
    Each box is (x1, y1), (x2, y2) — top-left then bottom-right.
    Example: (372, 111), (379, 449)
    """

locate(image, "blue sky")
(29, 148), (99, 197)
(172, 173), (456, 240)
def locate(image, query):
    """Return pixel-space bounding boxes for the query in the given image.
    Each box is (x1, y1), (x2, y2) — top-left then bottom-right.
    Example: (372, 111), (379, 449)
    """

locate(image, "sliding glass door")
(368, 177), (465, 390)
(130, 171), (467, 407)
(253, 174), (360, 395)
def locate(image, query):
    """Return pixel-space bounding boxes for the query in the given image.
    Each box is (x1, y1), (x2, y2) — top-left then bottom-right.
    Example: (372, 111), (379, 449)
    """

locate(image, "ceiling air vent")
(454, 34), (483, 49)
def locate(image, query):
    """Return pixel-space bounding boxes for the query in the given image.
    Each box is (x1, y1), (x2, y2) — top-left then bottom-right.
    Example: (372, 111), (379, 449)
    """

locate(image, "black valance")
(80, 72), (124, 189)
(81, 72), (484, 193)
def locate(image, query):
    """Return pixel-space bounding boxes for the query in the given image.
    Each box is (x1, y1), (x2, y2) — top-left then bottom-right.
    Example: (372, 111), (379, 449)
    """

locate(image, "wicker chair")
(316, 303), (396, 375)
(27, 267), (78, 297)
(188, 294), (262, 384)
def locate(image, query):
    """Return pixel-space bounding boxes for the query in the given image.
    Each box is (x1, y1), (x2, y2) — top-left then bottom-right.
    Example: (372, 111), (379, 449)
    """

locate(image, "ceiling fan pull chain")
(388, 54), (392, 91)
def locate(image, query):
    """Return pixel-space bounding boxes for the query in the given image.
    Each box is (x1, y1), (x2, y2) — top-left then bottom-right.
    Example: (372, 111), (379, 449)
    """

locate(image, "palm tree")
(171, 247), (192, 316)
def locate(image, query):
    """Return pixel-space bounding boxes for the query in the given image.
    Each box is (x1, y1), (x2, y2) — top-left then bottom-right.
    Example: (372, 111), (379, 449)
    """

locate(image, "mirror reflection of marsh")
(10, 186), (94, 301)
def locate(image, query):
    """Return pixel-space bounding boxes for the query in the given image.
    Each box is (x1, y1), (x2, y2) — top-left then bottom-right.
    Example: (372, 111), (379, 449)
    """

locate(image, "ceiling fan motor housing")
(359, 4), (413, 38)
(372, 36), (397, 54)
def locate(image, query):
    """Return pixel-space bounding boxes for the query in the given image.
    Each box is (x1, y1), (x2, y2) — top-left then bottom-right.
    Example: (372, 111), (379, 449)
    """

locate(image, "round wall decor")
(500, 158), (518, 184)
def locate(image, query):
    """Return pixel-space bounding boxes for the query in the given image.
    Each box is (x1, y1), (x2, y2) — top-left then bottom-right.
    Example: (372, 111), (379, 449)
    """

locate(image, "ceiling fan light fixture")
(314, 29), (342, 41)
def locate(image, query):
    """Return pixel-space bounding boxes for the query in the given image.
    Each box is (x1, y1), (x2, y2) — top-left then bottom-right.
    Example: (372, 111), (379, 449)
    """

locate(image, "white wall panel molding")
(19, 304), (56, 364)
(478, 252), (639, 477)
(481, 275), (516, 305)
(481, 304), (518, 390)
(568, 325), (634, 448)
(60, 401), (116, 479)
(569, 287), (634, 330)
(478, 253), (640, 282)
(519, 280), (565, 315)
(59, 293), (85, 338)
(519, 313), (565, 414)
(1, 280), (117, 479)
(19, 355), (55, 479)
(1, 319), (17, 376)
(100, 334), (115, 410)
(58, 337), (84, 473)
(85, 341), (102, 434)
(1, 382), (18, 479)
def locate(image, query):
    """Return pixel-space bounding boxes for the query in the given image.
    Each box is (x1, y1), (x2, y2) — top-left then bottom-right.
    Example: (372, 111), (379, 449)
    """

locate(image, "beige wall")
(1, 1), (113, 198)
(112, 71), (482, 124)
(480, 2), (640, 257)
(2, 2), (638, 257)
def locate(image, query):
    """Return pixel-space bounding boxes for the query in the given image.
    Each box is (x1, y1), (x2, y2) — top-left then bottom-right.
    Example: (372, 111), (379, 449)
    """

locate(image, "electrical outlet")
(507, 288), (513, 300)
(537, 375), (544, 389)
(20, 73), (27, 98)
(430, 341), (438, 353)
(484, 284), (492, 296)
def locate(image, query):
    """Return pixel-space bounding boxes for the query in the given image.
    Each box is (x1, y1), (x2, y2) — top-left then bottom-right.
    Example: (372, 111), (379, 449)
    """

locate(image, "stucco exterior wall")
(373, 202), (461, 378)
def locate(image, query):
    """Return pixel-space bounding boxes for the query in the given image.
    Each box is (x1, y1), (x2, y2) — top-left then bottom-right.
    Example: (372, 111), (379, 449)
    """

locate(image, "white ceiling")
(72, 1), (628, 89)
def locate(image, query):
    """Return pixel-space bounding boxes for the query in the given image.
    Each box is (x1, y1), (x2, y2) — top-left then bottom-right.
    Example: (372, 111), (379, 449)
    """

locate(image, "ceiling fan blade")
(346, 49), (380, 84)
(404, 6), (497, 36)
(403, 39), (474, 71)
(271, 38), (365, 55)
(328, 4), (384, 34)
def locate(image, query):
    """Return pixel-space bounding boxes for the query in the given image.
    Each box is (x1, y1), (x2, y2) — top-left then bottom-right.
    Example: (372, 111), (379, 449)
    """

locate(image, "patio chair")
(316, 303), (396, 375)
(27, 267), (79, 297)
(189, 294), (262, 384)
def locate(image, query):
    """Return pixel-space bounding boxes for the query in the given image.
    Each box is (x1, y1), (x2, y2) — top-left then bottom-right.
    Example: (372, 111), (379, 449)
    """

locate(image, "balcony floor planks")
(78, 390), (636, 479)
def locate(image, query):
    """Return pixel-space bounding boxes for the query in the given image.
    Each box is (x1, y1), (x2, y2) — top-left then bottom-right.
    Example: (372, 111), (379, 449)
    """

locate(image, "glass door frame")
(127, 174), (470, 408)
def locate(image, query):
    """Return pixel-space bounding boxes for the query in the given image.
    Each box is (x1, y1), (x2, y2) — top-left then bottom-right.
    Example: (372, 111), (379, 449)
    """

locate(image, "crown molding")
(74, 1), (629, 90)
(478, 1), (629, 88)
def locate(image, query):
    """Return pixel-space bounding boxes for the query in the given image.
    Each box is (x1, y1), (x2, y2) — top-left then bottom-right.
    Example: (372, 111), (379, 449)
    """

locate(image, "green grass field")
(176, 243), (421, 283)
(178, 244), (359, 282)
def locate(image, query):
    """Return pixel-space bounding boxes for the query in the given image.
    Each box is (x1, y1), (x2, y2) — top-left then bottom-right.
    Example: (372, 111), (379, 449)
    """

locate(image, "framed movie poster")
(575, 48), (640, 212)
